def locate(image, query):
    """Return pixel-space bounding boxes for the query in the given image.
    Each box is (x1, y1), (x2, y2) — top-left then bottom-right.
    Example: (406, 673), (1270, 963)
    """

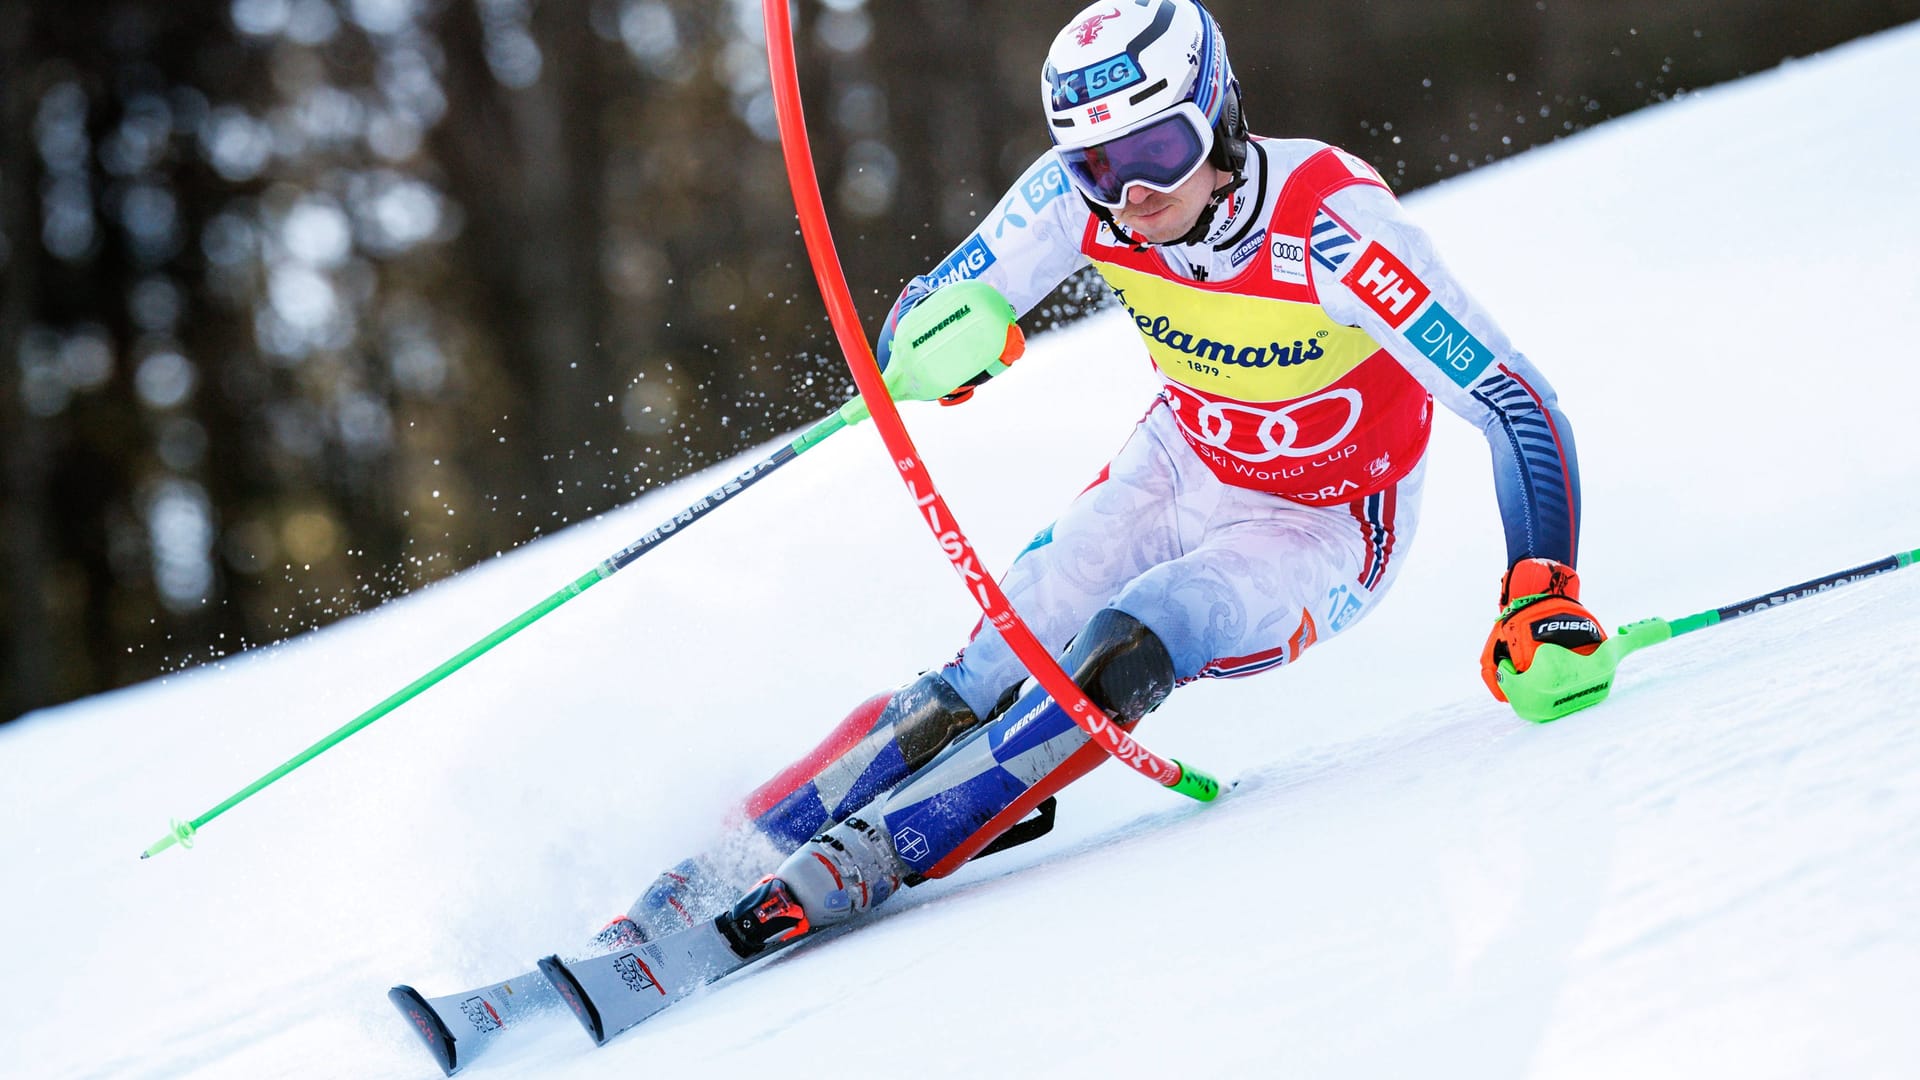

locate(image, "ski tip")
(536, 954), (607, 1047)
(388, 984), (461, 1076)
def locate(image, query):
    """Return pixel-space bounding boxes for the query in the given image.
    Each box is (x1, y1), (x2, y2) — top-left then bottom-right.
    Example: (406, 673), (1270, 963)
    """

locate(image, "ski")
(537, 917), (750, 1046)
(388, 968), (557, 1076)
(389, 915), (657, 1074)
(391, 803), (1058, 1071)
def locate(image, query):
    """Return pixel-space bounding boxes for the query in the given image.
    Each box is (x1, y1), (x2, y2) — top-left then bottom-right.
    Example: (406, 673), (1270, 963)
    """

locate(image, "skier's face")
(1112, 161), (1223, 243)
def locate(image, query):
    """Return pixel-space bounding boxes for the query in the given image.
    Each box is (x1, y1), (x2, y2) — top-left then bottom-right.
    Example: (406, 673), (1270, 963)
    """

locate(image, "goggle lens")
(1057, 110), (1210, 208)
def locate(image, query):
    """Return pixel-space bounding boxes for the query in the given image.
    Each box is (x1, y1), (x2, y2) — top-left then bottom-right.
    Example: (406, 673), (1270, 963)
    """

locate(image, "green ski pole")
(142, 329), (1019, 860)
(140, 414), (842, 859)
(1498, 546), (1920, 723)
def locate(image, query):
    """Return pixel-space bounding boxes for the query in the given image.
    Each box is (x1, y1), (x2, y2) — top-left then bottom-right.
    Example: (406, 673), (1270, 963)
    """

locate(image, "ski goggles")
(1054, 102), (1214, 210)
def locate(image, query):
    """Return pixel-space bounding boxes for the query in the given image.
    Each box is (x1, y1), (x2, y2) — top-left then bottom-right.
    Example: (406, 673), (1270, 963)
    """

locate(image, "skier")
(617, 0), (1610, 957)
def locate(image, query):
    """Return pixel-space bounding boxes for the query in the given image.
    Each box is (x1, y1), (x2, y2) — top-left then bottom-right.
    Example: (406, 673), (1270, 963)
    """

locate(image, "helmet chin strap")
(1086, 198), (1149, 252)
(1085, 169), (1248, 252)
(1173, 172), (1248, 247)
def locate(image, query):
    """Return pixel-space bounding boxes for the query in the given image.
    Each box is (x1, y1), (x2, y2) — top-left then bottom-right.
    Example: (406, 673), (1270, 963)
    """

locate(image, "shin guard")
(877, 609), (1174, 881)
(716, 611), (1173, 942)
(736, 673), (978, 851)
(638, 676), (976, 939)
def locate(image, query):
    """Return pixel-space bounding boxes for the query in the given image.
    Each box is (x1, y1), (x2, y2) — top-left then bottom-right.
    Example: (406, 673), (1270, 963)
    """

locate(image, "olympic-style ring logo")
(1174, 387), (1363, 462)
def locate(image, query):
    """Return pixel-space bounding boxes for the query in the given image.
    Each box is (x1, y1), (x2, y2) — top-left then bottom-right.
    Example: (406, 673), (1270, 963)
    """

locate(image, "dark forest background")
(4, 0), (1917, 723)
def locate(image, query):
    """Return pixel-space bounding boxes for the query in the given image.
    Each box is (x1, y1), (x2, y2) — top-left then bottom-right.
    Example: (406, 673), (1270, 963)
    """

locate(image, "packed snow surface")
(6, 23), (1919, 1080)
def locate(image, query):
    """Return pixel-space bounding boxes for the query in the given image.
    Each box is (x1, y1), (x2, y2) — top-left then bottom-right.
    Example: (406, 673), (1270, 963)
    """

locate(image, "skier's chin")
(1119, 202), (1195, 243)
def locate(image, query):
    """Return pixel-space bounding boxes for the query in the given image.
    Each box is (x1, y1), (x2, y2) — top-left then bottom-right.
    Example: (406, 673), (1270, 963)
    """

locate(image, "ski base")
(538, 918), (749, 1046)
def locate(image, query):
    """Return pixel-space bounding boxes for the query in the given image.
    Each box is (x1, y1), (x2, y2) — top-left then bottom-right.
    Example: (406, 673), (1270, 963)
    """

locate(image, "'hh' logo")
(1342, 242), (1430, 328)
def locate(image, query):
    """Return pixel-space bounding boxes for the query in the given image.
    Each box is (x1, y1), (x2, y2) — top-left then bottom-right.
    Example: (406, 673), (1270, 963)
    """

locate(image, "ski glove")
(1480, 558), (1608, 703)
(885, 280), (1025, 407)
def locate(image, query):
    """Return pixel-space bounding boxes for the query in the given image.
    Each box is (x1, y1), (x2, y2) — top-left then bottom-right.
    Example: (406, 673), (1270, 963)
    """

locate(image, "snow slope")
(5, 22), (1919, 1080)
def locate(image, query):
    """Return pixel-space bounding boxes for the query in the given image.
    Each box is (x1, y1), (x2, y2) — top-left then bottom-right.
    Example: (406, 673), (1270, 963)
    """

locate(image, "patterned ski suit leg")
(772, 401), (1426, 928)
(661, 403), (1192, 935)
(626, 689), (923, 938)
(624, 413), (1186, 938)
(940, 397), (1196, 719)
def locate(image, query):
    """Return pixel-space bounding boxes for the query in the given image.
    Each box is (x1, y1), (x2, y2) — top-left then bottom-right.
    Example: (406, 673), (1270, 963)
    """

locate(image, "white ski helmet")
(1042, 0), (1247, 210)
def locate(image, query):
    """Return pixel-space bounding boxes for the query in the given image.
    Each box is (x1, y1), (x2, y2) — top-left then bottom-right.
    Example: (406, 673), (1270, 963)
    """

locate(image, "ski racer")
(612, 0), (1610, 957)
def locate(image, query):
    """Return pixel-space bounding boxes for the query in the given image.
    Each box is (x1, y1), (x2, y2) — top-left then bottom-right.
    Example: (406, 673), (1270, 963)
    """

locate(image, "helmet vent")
(1127, 79), (1170, 106)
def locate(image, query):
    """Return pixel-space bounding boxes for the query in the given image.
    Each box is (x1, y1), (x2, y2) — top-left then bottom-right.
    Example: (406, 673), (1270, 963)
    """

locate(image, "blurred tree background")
(3, 0), (1916, 722)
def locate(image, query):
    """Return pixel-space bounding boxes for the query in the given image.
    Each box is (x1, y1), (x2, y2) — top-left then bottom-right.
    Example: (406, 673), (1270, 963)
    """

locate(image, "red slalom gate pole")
(760, 0), (1218, 802)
